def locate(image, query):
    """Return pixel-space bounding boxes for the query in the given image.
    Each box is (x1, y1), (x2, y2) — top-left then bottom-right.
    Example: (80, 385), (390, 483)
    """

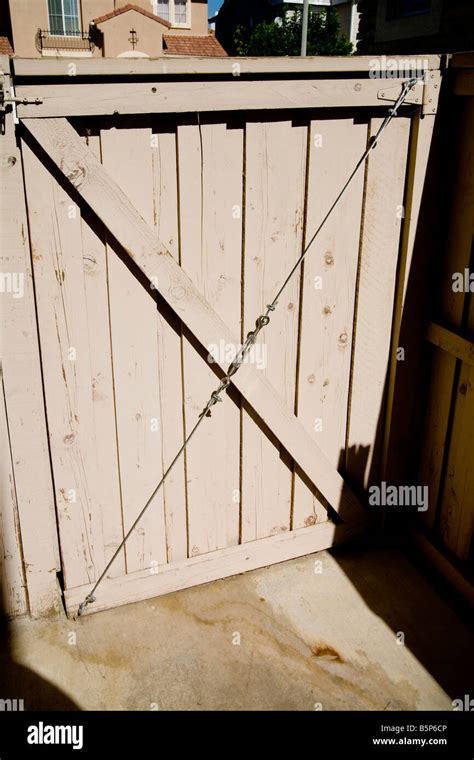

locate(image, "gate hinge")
(421, 70), (441, 115)
(0, 70), (43, 134)
(377, 71), (442, 116)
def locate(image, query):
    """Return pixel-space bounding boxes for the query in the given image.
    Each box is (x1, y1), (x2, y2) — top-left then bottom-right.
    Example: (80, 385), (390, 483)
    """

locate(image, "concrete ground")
(1, 546), (472, 711)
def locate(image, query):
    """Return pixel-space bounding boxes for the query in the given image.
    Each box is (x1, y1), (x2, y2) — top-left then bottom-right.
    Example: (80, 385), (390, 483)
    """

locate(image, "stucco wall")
(8, 0), (208, 57)
(98, 11), (167, 57)
(9, 0), (48, 57)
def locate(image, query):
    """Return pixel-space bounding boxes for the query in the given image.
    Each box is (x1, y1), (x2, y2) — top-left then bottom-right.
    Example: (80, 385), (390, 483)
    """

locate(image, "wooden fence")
(2, 53), (461, 619)
(416, 53), (474, 602)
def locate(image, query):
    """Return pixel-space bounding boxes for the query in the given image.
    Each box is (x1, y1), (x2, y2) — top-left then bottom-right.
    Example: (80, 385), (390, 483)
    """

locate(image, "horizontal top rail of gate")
(5, 54), (445, 119)
(12, 54), (445, 79)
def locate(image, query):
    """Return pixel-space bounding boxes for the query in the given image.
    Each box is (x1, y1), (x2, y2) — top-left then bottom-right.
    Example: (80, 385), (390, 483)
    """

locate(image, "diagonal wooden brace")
(22, 116), (368, 528)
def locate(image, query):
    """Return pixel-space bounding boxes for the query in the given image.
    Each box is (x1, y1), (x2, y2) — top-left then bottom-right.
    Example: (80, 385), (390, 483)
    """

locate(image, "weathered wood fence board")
(14, 78), (424, 119)
(242, 119), (307, 541)
(0, 368), (27, 617)
(294, 118), (367, 530)
(346, 116), (410, 488)
(0, 89), (60, 618)
(151, 123), (188, 564)
(178, 119), (242, 555)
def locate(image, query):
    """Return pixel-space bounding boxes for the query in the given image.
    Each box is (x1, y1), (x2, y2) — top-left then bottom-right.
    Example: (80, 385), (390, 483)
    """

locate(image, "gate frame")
(1, 53), (444, 617)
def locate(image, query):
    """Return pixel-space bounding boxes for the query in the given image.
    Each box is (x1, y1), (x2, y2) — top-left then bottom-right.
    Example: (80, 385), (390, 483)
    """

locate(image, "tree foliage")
(235, 7), (353, 57)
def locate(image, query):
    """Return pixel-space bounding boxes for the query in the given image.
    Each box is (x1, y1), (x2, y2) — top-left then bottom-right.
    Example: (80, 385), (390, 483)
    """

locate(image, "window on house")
(174, 0), (188, 25)
(47, 0), (80, 35)
(154, 0), (189, 26)
(156, 1), (170, 21)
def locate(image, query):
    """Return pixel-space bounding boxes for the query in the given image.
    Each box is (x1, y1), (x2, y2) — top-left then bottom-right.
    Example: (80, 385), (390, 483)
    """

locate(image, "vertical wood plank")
(293, 118), (367, 529)
(441, 360), (474, 558)
(78, 129), (126, 578)
(242, 119), (307, 541)
(151, 121), (187, 563)
(440, 267), (474, 557)
(418, 350), (457, 531)
(22, 140), (107, 589)
(1, 105), (60, 616)
(177, 118), (243, 556)
(384, 112), (437, 499)
(0, 369), (28, 617)
(100, 124), (167, 573)
(346, 116), (410, 490)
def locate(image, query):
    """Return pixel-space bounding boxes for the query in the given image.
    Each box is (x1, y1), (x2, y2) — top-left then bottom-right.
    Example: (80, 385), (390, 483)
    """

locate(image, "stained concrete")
(1, 546), (472, 710)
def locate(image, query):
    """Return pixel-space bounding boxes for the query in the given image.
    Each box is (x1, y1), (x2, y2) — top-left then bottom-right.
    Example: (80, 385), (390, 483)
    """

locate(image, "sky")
(208, 0), (224, 17)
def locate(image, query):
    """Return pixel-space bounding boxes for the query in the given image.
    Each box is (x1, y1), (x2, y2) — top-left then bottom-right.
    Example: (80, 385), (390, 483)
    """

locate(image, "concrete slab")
(1, 547), (472, 710)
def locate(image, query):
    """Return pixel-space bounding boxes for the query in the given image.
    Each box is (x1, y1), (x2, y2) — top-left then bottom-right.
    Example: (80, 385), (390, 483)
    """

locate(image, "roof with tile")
(163, 33), (227, 57)
(0, 36), (14, 56)
(93, 3), (171, 28)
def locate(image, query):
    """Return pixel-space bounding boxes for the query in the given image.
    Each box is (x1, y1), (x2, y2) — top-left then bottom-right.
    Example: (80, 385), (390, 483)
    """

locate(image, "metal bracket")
(0, 71), (42, 134)
(422, 70), (441, 115)
(377, 79), (424, 108)
(377, 71), (442, 116)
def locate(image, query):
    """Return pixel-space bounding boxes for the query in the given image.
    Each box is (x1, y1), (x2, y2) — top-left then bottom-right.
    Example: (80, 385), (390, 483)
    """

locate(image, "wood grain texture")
(16, 79), (411, 119)
(64, 517), (364, 617)
(441, 362), (474, 558)
(242, 119), (307, 541)
(151, 121), (187, 564)
(1, 102), (59, 616)
(383, 114), (436, 492)
(22, 139), (107, 589)
(0, 370), (27, 617)
(23, 117), (368, 533)
(100, 124), (167, 573)
(346, 116), (410, 490)
(440, 287), (474, 558)
(79, 130), (125, 578)
(294, 118), (367, 529)
(178, 119), (242, 555)
(13, 55), (442, 78)
(426, 322), (474, 366)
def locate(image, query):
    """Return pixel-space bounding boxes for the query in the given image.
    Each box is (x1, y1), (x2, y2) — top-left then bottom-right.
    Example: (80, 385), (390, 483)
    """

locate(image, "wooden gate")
(0, 55), (442, 617)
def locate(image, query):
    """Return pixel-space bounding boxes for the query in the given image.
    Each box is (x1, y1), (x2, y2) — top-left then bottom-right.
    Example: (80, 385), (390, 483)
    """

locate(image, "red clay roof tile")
(163, 33), (227, 57)
(93, 3), (171, 28)
(0, 36), (14, 56)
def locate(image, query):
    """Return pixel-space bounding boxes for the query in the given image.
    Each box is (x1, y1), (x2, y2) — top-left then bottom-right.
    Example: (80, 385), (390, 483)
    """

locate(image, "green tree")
(234, 7), (352, 57)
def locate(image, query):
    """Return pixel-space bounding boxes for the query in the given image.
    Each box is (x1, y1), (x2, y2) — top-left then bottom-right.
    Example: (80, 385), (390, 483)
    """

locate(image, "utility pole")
(301, 0), (310, 56)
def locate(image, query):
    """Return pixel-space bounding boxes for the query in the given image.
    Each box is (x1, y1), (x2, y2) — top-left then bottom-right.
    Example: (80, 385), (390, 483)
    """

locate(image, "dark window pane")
(386, 0), (431, 20)
(48, 0), (80, 35)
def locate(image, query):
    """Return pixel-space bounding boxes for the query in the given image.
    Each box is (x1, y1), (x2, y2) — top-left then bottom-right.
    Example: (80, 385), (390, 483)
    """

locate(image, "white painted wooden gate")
(0, 55), (442, 617)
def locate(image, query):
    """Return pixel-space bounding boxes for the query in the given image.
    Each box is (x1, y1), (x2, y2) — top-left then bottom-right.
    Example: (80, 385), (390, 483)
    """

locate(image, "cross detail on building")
(128, 28), (138, 50)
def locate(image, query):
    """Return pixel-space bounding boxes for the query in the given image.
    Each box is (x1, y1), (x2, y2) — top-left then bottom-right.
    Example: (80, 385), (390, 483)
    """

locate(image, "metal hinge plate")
(422, 70), (441, 115)
(377, 72), (442, 116)
(377, 80), (423, 107)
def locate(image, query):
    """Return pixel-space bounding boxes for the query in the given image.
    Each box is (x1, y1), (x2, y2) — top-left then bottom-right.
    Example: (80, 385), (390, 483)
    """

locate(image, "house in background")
(356, 0), (474, 54)
(211, 0), (360, 55)
(0, 0), (226, 58)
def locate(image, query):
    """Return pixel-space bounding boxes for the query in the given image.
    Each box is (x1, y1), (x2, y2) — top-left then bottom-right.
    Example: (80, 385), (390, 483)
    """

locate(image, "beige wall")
(81, 0), (111, 27)
(98, 10), (166, 57)
(10, 0), (48, 57)
(9, 0), (209, 57)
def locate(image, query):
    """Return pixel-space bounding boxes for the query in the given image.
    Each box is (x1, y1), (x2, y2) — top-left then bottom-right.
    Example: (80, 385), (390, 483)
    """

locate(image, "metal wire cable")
(77, 77), (418, 616)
